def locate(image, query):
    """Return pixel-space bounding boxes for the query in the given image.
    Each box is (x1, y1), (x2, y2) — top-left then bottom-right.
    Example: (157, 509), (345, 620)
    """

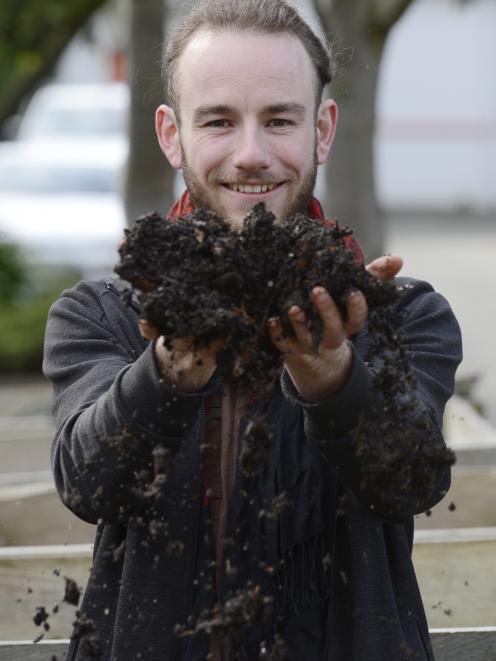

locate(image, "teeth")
(228, 183), (277, 193)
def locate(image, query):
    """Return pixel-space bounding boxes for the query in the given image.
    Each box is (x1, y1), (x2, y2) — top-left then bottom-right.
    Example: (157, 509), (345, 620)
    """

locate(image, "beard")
(180, 143), (318, 227)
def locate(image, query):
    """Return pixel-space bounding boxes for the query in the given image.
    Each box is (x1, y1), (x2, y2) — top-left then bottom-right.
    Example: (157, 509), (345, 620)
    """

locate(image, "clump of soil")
(31, 574), (85, 647)
(352, 301), (456, 511)
(64, 576), (81, 607)
(116, 203), (455, 493)
(116, 203), (397, 392)
(239, 415), (275, 476)
(175, 585), (272, 641)
(33, 605), (50, 630)
(116, 203), (401, 477)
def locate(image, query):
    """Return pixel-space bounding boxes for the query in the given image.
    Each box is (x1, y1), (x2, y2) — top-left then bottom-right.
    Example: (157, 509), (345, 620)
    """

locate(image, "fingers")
(288, 305), (312, 346)
(139, 321), (195, 354)
(267, 316), (297, 355)
(311, 288), (366, 347)
(343, 290), (368, 336)
(311, 288), (346, 350)
(268, 287), (368, 356)
(366, 254), (403, 280)
(138, 319), (160, 340)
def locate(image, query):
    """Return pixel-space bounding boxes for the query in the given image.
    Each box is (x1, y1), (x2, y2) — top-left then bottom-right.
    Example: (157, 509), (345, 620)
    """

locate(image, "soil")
(116, 203), (455, 496)
(64, 576), (81, 607)
(175, 584), (273, 641)
(115, 203), (398, 392)
(116, 203), (401, 479)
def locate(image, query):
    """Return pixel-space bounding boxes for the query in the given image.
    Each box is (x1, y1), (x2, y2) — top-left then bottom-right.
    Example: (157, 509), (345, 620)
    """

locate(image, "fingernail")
(312, 287), (327, 299)
(290, 307), (306, 321)
(268, 317), (279, 327)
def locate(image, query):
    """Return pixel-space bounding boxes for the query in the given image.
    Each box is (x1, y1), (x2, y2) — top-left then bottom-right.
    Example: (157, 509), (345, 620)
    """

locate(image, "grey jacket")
(43, 276), (462, 661)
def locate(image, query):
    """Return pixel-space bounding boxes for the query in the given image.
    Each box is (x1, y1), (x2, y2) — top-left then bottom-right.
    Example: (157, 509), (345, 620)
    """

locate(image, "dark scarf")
(166, 191), (360, 659)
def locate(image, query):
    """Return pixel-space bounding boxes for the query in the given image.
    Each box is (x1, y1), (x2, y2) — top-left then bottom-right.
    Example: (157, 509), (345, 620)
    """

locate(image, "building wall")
(376, 0), (496, 211)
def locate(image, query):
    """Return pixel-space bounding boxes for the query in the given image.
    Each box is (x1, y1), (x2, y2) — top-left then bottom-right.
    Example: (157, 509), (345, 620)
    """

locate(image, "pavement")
(385, 212), (496, 425)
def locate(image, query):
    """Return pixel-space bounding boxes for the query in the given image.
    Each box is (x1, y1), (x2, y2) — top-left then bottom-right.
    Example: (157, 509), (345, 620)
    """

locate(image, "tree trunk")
(317, 2), (385, 259)
(314, 0), (414, 259)
(124, 0), (175, 226)
(328, 39), (385, 260)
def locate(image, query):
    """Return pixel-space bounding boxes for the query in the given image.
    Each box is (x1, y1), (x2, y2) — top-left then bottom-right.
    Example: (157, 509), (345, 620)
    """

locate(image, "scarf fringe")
(265, 532), (331, 636)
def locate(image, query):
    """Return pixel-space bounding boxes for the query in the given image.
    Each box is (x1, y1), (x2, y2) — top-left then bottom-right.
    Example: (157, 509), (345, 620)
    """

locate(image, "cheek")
(188, 136), (232, 177)
(269, 130), (316, 172)
(276, 142), (314, 174)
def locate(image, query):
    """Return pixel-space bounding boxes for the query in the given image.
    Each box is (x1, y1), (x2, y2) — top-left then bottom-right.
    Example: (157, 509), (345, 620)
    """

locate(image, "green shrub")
(0, 292), (58, 372)
(0, 242), (26, 305)
(0, 251), (80, 373)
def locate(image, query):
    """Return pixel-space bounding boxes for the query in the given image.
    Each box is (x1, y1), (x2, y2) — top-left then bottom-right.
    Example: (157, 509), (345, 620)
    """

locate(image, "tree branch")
(368, 0), (415, 37)
(0, 0), (107, 127)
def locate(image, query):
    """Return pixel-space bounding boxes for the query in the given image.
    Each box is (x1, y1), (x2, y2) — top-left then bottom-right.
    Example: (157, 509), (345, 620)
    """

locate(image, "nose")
(232, 125), (271, 172)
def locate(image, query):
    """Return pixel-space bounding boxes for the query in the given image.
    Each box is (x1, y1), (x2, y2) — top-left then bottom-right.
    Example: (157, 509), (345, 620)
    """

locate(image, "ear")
(155, 104), (182, 169)
(315, 98), (338, 165)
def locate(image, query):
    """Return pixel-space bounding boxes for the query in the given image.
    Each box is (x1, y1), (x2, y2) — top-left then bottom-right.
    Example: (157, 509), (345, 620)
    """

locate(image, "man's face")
(157, 30), (337, 228)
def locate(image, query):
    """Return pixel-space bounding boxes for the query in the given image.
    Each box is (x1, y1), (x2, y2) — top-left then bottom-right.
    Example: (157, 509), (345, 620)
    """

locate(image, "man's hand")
(139, 320), (220, 393)
(267, 254), (403, 402)
(267, 289), (366, 401)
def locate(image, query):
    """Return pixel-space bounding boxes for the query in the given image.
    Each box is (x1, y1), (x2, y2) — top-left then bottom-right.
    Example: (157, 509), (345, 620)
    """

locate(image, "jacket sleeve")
(43, 280), (212, 524)
(281, 278), (463, 522)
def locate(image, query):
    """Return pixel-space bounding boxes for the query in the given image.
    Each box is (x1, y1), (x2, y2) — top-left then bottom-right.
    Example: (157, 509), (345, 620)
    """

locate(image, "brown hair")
(163, 0), (333, 114)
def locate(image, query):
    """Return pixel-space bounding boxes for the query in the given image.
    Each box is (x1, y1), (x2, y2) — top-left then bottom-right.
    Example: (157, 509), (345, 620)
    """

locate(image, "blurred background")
(1, 0), (496, 643)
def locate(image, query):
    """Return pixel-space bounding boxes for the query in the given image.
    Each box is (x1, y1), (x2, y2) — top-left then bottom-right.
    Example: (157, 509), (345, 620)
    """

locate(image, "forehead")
(176, 29), (316, 114)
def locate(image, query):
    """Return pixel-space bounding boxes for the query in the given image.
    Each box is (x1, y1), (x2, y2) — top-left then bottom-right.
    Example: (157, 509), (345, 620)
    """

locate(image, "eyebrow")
(192, 102), (307, 124)
(193, 105), (235, 124)
(262, 103), (307, 117)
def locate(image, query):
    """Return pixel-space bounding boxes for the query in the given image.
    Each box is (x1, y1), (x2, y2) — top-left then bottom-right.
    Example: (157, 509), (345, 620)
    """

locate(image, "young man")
(43, 1), (462, 659)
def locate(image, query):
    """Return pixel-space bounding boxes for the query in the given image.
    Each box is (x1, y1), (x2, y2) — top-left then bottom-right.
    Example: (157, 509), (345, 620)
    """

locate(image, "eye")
(268, 118), (294, 128)
(205, 119), (231, 128)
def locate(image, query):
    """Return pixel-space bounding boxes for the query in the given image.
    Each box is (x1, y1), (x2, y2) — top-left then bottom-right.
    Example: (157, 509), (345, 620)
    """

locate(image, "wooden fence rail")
(1, 532), (496, 652)
(1, 629), (496, 660)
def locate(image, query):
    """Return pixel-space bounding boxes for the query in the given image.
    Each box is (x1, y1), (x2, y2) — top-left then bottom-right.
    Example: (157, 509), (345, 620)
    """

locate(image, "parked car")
(0, 140), (127, 277)
(16, 82), (129, 143)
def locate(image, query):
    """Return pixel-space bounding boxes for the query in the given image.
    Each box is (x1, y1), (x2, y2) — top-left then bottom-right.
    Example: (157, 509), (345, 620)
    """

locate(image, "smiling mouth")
(223, 182), (283, 194)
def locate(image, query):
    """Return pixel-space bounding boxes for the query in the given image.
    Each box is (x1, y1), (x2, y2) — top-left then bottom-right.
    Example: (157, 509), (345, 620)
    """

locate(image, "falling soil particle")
(33, 605), (49, 627)
(175, 585), (273, 641)
(63, 576), (81, 607)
